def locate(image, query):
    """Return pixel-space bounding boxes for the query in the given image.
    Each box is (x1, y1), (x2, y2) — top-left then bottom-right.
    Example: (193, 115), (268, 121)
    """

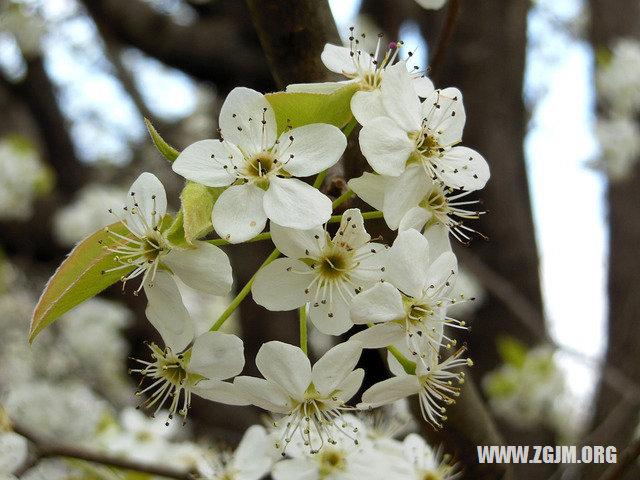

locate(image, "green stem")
(210, 248), (281, 332)
(332, 189), (354, 209)
(299, 305), (308, 355)
(387, 345), (417, 375)
(329, 210), (383, 223)
(208, 231), (272, 247)
(342, 116), (358, 137)
(313, 170), (328, 190)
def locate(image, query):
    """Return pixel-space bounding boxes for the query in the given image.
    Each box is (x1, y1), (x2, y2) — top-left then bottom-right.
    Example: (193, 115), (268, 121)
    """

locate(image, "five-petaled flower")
(172, 87), (347, 243)
(252, 209), (387, 335)
(233, 341), (364, 454)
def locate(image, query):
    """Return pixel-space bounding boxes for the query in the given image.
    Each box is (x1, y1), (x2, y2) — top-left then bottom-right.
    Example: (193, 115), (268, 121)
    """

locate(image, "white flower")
(350, 230), (465, 361)
(198, 425), (274, 480)
(358, 62), (489, 190)
(0, 432), (27, 475)
(415, 0), (448, 9)
(103, 172), (233, 298)
(0, 135), (49, 221)
(252, 209), (387, 335)
(288, 36), (434, 127)
(272, 415), (393, 480)
(54, 184), (126, 246)
(394, 434), (459, 480)
(4, 381), (109, 442)
(597, 38), (640, 116)
(593, 116), (640, 181)
(349, 167), (484, 241)
(131, 300), (248, 422)
(173, 87), (347, 243)
(359, 347), (471, 429)
(234, 341), (364, 454)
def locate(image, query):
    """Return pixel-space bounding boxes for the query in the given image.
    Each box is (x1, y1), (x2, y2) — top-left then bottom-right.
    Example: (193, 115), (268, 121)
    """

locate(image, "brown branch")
(245, 0), (342, 88)
(428, 0), (462, 80)
(80, 0), (273, 92)
(598, 436), (640, 480)
(12, 422), (193, 480)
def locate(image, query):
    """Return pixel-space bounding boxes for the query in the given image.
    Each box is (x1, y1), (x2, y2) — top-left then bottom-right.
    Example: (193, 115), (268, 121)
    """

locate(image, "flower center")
(246, 152), (276, 178)
(415, 131), (443, 158)
(421, 472), (443, 480)
(360, 71), (382, 91)
(319, 448), (347, 476)
(419, 188), (449, 218)
(318, 248), (352, 281)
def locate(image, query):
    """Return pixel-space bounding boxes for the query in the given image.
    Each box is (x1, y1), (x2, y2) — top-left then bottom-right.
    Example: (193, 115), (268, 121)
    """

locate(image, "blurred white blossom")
(592, 116), (640, 181)
(0, 135), (51, 221)
(597, 39), (640, 117)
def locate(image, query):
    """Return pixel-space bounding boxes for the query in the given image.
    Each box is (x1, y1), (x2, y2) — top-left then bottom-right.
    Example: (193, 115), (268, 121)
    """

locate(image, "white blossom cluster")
(593, 39), (640, 181)
(0, 135), (50, 221)
(24, 30), (491, 472)
(482, 342), (577, 439)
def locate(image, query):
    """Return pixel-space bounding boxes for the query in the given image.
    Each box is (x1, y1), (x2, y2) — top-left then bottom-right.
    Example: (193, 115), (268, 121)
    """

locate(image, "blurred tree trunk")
(587, 1), (640, 478)
(418, 1), (554, 478)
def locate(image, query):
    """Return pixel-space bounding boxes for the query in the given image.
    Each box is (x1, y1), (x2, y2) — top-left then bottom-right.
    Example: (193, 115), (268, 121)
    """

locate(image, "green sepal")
(144, 118), (180, 162)
(266, 83), (359, 135)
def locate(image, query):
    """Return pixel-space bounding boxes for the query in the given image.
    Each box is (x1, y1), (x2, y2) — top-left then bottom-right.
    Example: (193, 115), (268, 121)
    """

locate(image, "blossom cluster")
(27, 31), (491, 465)
(593, 39), (640, 181)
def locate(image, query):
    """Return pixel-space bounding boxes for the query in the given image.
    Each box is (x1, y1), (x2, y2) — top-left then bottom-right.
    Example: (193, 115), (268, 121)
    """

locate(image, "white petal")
(351, 323), (405, 348)
(263, 177), (332, 229)
(311, 341), (362, 397)
(423, 223), (452, 258)
(308, 295), (352, 335)
(252, 258), (310, 310)
(437, 146), (490, 191)
(273, 458), (318, 480)
(213, 183), (267, 244)
(189, 332), (245, 380)
(359, 375), (420, 409)
(381, 61), (422, 132)
(360, 117), (414, 177)
(335, 368), (365, 402)
(350, 282), (404, 325)
(191, 379), (251, 405)
(412, 75), (436, 98)
(385, 229), (430, 298)
(353, 242), (388, 284)
(0, 432), (27, 474)
(163, 241), (232, 295)
(415, 0), (448, 9)
(233, 425), (273, 478)
(286, 79), (355, 93)
(234, 376), (291, 413)
(219, 87), (277, 155)
(387, 348), (409, 377)
(172, 140), (239, 187)
(424, 251), (458, 298)
(144, 271), (194, 352)
(333, 208), (370, 250)
(321, 43), (365, 75)
(402, 433), (430, 462)
(270, 222), (325, 259)
(276, 124), (346, 177)
(423, 87), (466, 146)
(348, 172), (388, 211)
(256, 341), (311, 399)
(126, 172), (167, 237)
(351, 89), (386, 126)
(398, 206), (432, 232)
(382, 166), (431, 230)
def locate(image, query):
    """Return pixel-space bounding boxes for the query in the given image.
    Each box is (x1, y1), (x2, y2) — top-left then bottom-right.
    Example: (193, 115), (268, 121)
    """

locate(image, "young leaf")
(144, 118), (180, 162)
(165, 210), (189, 248)
(496, 335), (527, 369)
(180, 182), (223, 244)
(266, 83), (358, 134)
(29, 223), (134, 343)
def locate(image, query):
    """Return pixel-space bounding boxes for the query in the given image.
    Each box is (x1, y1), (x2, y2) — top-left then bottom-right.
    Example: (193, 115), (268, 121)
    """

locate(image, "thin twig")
(12, 422), (193, 480)
(428, 0), (462, 79)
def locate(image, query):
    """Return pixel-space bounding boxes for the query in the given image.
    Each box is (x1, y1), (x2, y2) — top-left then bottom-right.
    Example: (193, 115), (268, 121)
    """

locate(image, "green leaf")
(30, 223), (135, 343)
(144, 118), (180, 162)
(180, 182), (223, 244)
(165, 210), (188, 248)
(496, 335), (527, 369)
(266, 83), (359, 134)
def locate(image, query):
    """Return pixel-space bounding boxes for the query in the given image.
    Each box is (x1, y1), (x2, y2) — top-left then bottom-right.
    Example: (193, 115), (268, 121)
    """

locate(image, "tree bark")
(587, 1), (640, 479)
